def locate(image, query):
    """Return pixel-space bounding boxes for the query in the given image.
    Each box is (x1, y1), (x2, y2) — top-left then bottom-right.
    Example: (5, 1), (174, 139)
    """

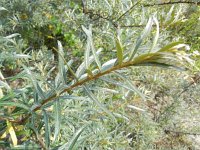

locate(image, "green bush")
(0, 1), (199, 149)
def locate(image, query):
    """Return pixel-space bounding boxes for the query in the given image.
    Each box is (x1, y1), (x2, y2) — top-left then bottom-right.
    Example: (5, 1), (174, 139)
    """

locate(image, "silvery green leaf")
(165, 5), (174, 22)
(0, 7), (8, 11)
(82, 25), (101, 70)
(101, 58), (117, 72)
(82, 25), (92, 70)
(0, 81), (11, 90)
(30, 103), (41, 111)
(115, 36), (124, 64)
(92, 87), (119, 94)
(78, 73), (88, 81)
(101, 76), (146, 101)
(60, 95), (89, 101)
(115, 72), (146, 101)
(53, 99), (61, 142)
(81, 25), (92, 37)
(46, 66), (56, 79)
(57, 41), (68, 84)
(35, 82), (46, 100)
(129, 17), (153, 60)
(78, 69), (99, 81)
(127, 105), (146, 112)
(14, 54), (31, 59)
(0, 101), (29, 111)
(90, 39), (101, 70)
(83, 85), (115, 120)
(150, 16), (159, 52)
(58, 124), (88, 150)
(113, 113), (129, 121)
(23, 65), (46, 100)
(43, 110), (50, 149)
(76, 49), (102, 78)
(4, 33), (21, 39)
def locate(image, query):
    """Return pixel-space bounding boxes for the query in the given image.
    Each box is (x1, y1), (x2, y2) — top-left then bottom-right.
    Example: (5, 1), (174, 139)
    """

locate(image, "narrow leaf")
(76, 49), (102, 78)
(115, 36), (123, 64)
(129, 17), (153, 60)
(0, 7), (8, 11)
(82, 25), (101, 70)
(0, 81), (11, 90)
(23, 65), (46, 100)
(7, 121), (18, 146)
(101, 58), (117, 72)
(53, 99), (61, 142)
(0, 101), (29, 110)
(101, 77), (144, 99)
(57, 41), (77, 80)
(149, 16), (159, 52)
(127, 105), (145, 112)
(165, 5), (174, 23)
(83, 85), (115, 119)
(158, 42), (183, 52)
(115, 72), (146, 101)
(4, 33), (20, 39)
(57, 41), (67, 84)
(58, 124), (88, 150)
(43, 110), (50, 149)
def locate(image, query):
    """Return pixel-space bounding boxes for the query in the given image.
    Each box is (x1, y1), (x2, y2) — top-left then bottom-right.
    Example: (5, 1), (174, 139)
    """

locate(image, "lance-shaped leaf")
(115, 36), (124, 64)
(57, 41), (77, 81)
(129, 17), (153, 60)
(0, 80), (11, 91)
(149, 16), (159, 52)
(76, 49), (102, 78)
(165, 5), (174, 23)
(53, 99), (61, 142)
(114, 72), (146, 101)
(0, 101), (29, 110)
(57, 41), (68, 84)
(7, 121), (18, 146)
(23, 65), (46, 100)
(43, 110), (50, 149)
(58, 124), (88, 150)
(127, 105), (145, 112)
(101, 76), (146, 101)
(82, 25), (101, 70)
(101, 58), (117, 72)
(14, 54), (31, 59)
(0, 7), (8, 11)
(83, 85), (115, 120)
(158, 42), (182, 52)
(4, 33), (20, 39)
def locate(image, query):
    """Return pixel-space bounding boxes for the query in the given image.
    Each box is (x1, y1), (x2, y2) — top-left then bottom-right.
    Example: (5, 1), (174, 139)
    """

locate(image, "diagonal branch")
(10, 50), (187, 125)
(164, 129), (200, 136)
(143, 1), (200, 7)
(115, 0), (142, 22)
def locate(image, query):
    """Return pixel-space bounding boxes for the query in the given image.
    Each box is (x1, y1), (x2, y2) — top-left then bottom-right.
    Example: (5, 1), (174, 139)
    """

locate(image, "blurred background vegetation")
(0, 0), (200, 149)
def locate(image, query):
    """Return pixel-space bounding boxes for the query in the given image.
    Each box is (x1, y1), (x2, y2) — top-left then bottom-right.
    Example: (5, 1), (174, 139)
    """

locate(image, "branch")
(164, 129), (200, 136)
(115, 0), (142, 22)
(12, 60), (146, 124)
(120, 24), (168, 28)
(144, 1), (200, 7)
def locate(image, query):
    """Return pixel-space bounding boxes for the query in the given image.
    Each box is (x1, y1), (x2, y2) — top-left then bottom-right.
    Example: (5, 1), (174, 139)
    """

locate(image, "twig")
(143, 1), (200, 7)
(81, 1), (117, 27)
(115, 0), (142, 22)
(178, 73), (200, 97)
(165, 129), (200, 136)
(81, 0), (199, 29)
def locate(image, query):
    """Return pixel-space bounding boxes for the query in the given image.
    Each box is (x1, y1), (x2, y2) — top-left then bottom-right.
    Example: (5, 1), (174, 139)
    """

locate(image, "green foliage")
(0, 0), (200, 149)
(167, 5), (200, 51)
